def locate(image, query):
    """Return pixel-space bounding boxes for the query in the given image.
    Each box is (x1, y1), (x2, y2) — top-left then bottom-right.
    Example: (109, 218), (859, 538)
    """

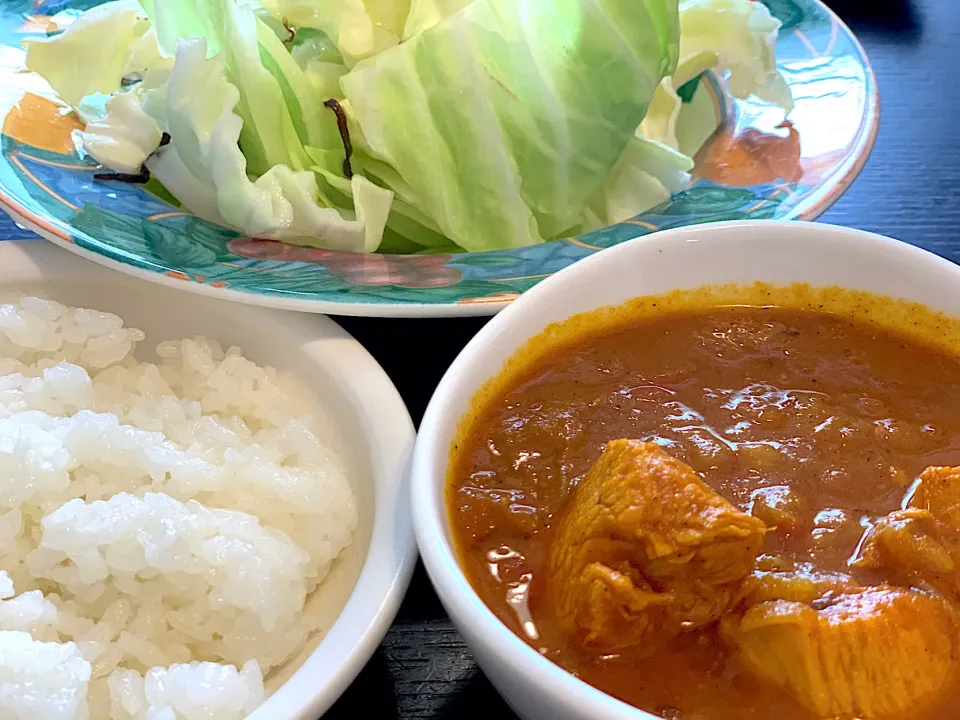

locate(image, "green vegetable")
(24, 1), (156, 106)
(342, 0), (680, 251)
(136, 0), (392, 250)
(674, 77), (721, 158)
(401, 0), (469, 38)
(581, 135), (693, 231)
(641, 0), (792, 151)
(677, 0), (792, 109)
(289, 28), (349, 99)
(582, 0), (793, 230)
(141, 0), (222, 55)
(146, 38), (391, 251)
(81, 92), (163, 174)
(24, 1), (171, 174)
(257, 0), (409, 64)
(24, 0), (793, 254)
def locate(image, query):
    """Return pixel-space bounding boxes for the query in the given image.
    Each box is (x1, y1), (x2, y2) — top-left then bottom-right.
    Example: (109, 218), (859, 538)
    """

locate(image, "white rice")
(0, 297), (357, 719)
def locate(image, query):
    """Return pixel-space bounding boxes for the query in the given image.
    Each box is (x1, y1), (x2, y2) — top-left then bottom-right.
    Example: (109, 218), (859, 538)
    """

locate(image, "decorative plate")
(0, 0), (878, 318)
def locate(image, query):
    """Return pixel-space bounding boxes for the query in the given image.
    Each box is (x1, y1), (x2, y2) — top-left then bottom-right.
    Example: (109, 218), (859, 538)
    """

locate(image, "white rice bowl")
(0, 293), (361, 719)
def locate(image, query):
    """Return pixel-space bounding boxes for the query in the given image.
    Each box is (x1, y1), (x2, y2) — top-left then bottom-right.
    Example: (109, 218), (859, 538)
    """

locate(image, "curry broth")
(447, 285), (960, 719)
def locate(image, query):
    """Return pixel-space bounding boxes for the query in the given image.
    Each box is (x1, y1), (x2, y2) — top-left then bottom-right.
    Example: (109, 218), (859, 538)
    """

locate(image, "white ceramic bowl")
(0, 240), (417, 720)
(411, 220), (960, 720)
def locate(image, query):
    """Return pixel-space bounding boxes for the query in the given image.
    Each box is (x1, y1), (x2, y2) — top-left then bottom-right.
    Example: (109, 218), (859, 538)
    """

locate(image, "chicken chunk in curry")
(744, 559), (860, 605)
(853, 467), (960, 593)
(721, 586), (958, 718)
(749, 485), (806, 533)
(547, 439), (766, 652)
(853, 507), (956, 577)
(911, 465), (960, 527)
(731, 469), (960, 718)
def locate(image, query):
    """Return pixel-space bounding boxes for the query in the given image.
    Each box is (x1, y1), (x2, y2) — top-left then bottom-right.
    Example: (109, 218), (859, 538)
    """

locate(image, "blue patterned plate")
(0, 0), (877, 317)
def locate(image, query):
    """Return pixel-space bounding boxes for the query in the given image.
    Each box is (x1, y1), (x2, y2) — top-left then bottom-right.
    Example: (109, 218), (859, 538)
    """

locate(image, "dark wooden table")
(0, 1), (953, 717)
(329, 1), (960, 717)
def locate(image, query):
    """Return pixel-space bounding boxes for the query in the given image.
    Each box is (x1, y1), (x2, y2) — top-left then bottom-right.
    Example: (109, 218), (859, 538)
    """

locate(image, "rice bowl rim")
(0, 239), (418, 720)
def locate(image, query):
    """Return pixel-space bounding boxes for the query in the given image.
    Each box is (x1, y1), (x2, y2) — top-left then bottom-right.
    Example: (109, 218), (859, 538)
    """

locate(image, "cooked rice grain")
(0, 297), (357, 719)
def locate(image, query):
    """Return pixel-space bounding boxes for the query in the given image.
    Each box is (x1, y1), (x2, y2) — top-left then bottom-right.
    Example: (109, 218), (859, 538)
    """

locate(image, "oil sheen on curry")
(448, 285), (960, 720)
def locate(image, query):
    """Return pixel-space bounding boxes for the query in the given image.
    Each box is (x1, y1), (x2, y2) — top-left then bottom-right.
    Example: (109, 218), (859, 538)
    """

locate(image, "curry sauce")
(448, 297), (960, 719)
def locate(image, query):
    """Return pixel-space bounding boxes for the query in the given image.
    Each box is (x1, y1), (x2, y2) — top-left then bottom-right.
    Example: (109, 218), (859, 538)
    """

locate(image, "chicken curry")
(448, 294), (960, 719)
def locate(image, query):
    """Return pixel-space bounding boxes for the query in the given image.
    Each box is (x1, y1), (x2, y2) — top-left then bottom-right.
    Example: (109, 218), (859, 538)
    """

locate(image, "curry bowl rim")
(411, 219), (960, 720)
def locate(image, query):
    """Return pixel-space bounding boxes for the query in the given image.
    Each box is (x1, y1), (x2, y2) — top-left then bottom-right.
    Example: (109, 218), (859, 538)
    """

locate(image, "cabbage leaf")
(641, 0), (792, 150)
(24, 1), (159, 106)
(581, 135), (693, 231)
(401, 0), (469, 38)
(341, 0), (680, 251)
(80, 92), (163, 174)
(257, 0), (410, 65)
(146, 39), (391, 252)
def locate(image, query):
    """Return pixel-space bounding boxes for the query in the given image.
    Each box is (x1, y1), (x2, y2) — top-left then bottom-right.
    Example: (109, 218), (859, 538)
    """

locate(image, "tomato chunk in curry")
(448, 305), (960, 719)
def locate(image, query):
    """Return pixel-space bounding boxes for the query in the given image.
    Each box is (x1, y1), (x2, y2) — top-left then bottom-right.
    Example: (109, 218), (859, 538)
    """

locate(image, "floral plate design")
(0, 0), (878, 317)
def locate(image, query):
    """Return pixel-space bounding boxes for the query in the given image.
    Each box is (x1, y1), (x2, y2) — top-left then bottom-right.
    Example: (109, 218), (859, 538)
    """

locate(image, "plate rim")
(0, 0), (880, 319)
